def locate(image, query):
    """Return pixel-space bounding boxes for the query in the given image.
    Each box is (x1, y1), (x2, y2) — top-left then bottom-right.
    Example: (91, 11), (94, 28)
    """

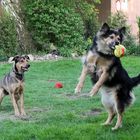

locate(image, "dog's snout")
(115, 41), (120, 45)
(27, 64), (30, 68)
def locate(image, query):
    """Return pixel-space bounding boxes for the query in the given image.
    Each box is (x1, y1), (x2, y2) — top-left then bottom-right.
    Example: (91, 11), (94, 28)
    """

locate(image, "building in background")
(97, 0), (140, 37)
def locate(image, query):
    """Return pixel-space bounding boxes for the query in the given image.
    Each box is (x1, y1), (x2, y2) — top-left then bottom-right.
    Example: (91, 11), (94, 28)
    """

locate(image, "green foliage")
(108, 12), (140, 55)
(137, 17), (140, 28)
(21, 0), (87, 56)
(108, 12), (128, 28)
(137, 17), (140, 44)
(0, 12), (18, 59)
(72, 1), (100, 39)
(126, 44), (140, 55)
(21, 0), (100, 56)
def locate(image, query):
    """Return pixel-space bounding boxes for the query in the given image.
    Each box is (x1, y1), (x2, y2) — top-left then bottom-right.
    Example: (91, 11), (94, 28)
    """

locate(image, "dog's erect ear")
(8, 57), (14, 63)
(118, 27), (126, 35)
(24, 55), (30, 60)
(12, 55), (20, 62)
(25, 54), (34, 61)
(100, 23), (110, 33)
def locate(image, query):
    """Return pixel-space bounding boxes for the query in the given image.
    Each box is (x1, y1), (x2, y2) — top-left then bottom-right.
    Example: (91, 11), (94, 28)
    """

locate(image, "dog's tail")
(131, 74), (140, 88)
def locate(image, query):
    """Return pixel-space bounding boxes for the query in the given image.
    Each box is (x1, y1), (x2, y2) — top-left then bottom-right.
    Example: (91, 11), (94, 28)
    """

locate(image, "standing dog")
(0, 55), (30, 117)
(75, 23), (140, 130)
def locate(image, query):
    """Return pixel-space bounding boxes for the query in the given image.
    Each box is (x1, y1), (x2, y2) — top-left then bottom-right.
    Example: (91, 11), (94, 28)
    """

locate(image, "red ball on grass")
(55, 82), (63, 88)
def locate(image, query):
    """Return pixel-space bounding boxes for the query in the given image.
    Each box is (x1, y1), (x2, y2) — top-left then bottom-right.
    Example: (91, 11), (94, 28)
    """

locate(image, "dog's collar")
(94, 45), (114, 59)
(96, 50), (114, 59)
(12, 70), (24, 81)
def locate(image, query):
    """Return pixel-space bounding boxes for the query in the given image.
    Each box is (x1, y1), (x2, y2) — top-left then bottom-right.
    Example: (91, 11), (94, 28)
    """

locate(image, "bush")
(137, 17), (140, 44)
(0, 11), (18, 59)
(21, 0), (87, 56)
(72, 1), (100, 39)
(126, 44), (140, 55)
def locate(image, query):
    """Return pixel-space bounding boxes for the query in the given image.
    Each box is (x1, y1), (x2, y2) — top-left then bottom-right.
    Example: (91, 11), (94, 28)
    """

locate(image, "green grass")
(0, 56), (140, 140)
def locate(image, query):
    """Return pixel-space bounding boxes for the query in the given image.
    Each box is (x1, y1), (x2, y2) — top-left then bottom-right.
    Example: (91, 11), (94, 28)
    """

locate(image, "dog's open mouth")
(108, 41), (121, 51)
(108, 43), (115, 50)
(21, 66), (29, 71)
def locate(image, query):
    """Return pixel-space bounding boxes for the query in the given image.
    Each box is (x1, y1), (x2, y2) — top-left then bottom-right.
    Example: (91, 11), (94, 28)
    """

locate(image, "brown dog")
(0, 55), (30, 118)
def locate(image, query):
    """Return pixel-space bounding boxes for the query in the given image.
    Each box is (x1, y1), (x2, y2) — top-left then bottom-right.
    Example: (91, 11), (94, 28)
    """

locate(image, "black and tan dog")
(75, 23), (140, 130)
(0, 55), (30, 117)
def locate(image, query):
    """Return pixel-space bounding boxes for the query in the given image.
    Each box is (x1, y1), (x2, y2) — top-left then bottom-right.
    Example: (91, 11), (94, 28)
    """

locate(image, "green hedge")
(0, 12), (18, 59)
(22, 0), (88, 56)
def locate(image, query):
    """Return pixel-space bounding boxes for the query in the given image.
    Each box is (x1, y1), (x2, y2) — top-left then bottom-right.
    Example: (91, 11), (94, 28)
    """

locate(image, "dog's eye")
(20, 60), (24, 63)
(117, 37), (121, 41)
(110, 36), (114, 39)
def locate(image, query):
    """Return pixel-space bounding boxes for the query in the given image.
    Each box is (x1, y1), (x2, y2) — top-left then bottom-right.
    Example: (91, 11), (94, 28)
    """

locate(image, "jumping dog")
(75, 23), (140, 130)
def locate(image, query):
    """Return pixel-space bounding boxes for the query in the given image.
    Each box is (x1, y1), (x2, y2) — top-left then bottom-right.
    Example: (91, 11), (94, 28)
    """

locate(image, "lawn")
(0, 56), (140, 140)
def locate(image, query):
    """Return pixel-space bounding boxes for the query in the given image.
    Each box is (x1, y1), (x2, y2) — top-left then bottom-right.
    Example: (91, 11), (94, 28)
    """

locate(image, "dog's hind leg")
(0, 89), (5, 105)
(112, 101), (124, 130)
(75, 65), (88, 93)
(101, 107), (116, 126)
(112, 113), (123, 130)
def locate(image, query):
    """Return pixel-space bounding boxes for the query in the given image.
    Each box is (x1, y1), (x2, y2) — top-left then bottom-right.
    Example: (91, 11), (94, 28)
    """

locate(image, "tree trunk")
(1, 0), (34, 53)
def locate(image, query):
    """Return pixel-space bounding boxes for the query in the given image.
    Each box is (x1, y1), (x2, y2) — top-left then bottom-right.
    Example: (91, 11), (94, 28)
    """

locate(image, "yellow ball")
(114, 44), (126, 57)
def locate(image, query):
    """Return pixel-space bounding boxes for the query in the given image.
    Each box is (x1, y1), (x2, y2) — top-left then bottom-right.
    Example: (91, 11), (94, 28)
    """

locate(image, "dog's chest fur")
(10, 81), (24, 94)
(100, 86), (118, 110)
(100, 86), (135, 110)
(87, 51), (112, 65)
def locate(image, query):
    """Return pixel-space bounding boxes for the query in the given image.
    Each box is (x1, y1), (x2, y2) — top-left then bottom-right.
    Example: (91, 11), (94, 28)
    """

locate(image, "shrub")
(73, 1), (100, 39)
(0, 11), (18, 59)
(21, 0), (87, 56)
(126, 44), (140, 55)
(137, 17), (140, 44)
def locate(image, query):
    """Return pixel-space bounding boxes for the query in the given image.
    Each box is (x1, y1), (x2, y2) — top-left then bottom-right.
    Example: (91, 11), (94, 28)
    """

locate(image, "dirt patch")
(82, 108), (102, 117)
(28, 107), (49, 113)
(0, 107), (50, 122)
(65, 93), (90, 99)
(0, 113), (16, 121)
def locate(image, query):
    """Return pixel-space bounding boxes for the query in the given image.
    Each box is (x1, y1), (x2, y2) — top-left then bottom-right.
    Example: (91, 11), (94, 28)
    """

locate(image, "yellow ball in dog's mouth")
(114, 44), (126, 57)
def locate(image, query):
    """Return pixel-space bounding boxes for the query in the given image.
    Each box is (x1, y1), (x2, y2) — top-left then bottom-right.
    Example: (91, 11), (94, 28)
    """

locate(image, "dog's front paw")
(21, 110), (26, 116)
(89, 93), (94, 97)
(75, 89), (80, 94)
(75, 86), (81, 94)
(89, 87), (99, 97)
(89, 90), (97, 97)
(15, 112), (20, 118)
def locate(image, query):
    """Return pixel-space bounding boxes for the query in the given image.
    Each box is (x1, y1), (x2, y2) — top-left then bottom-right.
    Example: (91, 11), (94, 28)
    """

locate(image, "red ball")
(55, 82), (63, 88)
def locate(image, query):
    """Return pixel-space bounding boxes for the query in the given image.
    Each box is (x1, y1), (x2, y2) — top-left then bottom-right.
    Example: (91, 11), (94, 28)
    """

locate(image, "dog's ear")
(118, 27), (126, 35)
(8, 57), (14, 63)
(25, 54), (34, 61)
(24, 55), (30, 60)
(100, 23), (110, 33)
(12, 55), (20, 62)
